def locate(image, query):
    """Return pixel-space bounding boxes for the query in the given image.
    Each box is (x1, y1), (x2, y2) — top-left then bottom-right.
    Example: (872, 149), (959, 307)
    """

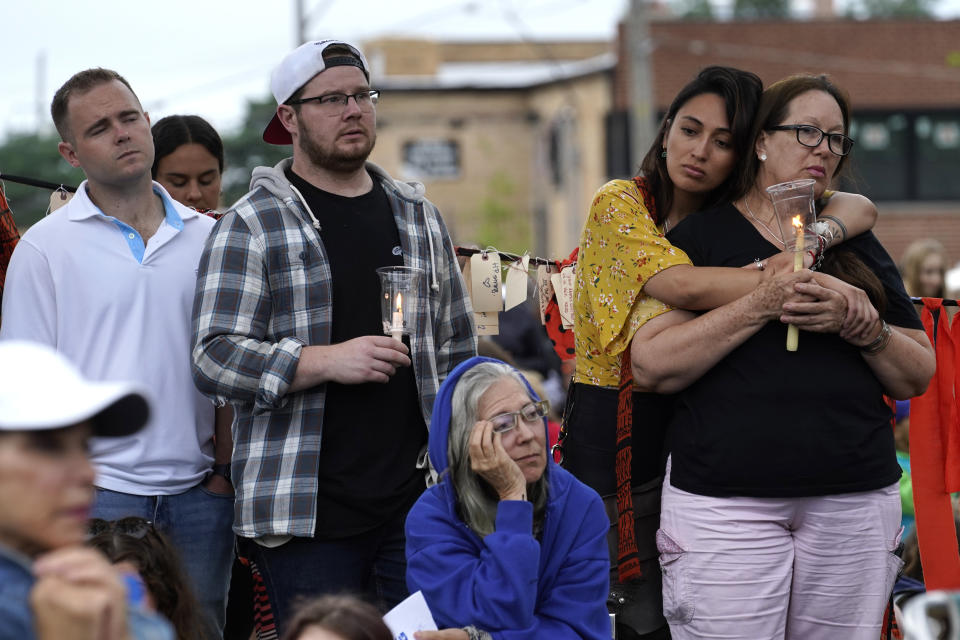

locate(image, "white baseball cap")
(263, 39), (371, 145)
(0, 341), (149, 437)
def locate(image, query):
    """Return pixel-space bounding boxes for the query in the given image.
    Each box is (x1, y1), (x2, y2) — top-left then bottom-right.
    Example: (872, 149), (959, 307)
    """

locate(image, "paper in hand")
(383, 590), (438, 640)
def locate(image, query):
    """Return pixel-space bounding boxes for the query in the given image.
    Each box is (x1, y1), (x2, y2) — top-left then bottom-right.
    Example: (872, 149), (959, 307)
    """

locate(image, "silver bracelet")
(861, 320), (893, 355)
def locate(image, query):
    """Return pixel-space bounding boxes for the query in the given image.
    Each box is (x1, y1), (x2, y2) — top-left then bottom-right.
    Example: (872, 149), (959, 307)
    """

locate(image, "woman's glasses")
(767, 124), (854, 156)
(490, 400), (550, 434)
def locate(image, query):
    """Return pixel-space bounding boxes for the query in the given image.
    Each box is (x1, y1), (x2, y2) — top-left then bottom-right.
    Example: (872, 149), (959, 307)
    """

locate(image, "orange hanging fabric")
(948, 304), (960, 493)
(910, 299), (960, 589)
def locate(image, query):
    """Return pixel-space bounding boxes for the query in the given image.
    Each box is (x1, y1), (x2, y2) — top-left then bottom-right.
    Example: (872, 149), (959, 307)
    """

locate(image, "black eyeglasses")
(287, 90), (380, 116)
(767, 124), (854, 156)
(87, 516), (155, 540)
(490, 400), (550, 435)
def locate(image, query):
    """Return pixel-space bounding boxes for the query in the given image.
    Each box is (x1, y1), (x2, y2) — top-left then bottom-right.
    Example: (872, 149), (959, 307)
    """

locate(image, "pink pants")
(659, 458), (902, 640)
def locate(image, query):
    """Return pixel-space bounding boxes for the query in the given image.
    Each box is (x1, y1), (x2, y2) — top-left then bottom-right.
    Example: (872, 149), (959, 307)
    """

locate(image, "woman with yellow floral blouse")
(564, 66), (878, 639)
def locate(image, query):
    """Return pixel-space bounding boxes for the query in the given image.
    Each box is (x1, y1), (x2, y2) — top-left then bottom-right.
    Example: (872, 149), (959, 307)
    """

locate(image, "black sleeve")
(847, 231), (923, 330)
(667, 212), (705, 264)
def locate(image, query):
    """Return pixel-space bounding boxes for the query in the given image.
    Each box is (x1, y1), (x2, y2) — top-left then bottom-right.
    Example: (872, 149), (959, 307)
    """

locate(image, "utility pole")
(627, 0), (657, 167)
(35, 51), (46, 134)
(295, 0), (306, 45)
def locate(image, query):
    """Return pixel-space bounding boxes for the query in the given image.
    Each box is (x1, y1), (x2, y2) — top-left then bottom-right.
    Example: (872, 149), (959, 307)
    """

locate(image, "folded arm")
(632, 270), (823, 393)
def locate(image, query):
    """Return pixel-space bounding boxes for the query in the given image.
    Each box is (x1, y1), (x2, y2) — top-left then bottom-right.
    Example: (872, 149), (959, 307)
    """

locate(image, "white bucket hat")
(263, 39), (371, 145)
(0, 341), (149, 436)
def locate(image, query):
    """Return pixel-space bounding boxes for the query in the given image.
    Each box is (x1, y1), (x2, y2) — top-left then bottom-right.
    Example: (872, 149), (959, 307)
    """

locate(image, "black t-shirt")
(287, 169), (427, 537)
(665, 202), (920, 497)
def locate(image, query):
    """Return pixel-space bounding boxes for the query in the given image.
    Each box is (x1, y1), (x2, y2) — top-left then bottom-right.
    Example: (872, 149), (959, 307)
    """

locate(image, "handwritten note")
(536, 263), (558, 324)
(383, 590), (438, 640)
(552, 263), (576, 329)
(475, 311), (500, 336)
(470, 252), (503, 312)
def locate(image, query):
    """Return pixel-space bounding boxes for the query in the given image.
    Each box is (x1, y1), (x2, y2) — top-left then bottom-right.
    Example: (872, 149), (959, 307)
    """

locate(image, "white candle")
(392, 292), (403, 341)
(786, 216), (803, 352)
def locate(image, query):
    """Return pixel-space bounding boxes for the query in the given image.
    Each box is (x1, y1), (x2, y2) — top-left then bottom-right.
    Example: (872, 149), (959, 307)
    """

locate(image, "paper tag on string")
(48, 190), (73, 213)
(474, 311), (499, 336)
(536, 264), (558, 324)
(560, 264), (577, 328)
(504, 254), (530, 312)
(470, 252), (503, 312)
(551, 264), (576, 329)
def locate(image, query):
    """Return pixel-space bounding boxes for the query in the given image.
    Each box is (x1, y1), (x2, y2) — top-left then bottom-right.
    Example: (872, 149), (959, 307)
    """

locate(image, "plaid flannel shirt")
(191, 159), (476, 538)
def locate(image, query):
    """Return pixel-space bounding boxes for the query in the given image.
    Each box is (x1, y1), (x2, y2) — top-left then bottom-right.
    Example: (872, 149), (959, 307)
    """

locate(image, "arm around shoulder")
(819, 192), (877, 247)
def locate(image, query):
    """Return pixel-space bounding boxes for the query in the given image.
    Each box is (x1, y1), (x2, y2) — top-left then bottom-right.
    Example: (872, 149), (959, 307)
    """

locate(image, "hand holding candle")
(765, 179), (817, 353)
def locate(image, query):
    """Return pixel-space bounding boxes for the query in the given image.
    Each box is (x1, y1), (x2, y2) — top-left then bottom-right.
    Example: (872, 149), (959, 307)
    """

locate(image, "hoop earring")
(661, 150), (667, 158)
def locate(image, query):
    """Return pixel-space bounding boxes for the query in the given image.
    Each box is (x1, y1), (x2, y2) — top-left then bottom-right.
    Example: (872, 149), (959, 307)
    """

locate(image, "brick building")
(616, 18), (960, 264)
(366, 19), (960, 265)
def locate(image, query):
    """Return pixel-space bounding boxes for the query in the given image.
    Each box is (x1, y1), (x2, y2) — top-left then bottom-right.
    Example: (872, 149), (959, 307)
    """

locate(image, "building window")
(844, 110), (960, 202)
(401, 139), (460, 180)
(916, 114), (960, 200)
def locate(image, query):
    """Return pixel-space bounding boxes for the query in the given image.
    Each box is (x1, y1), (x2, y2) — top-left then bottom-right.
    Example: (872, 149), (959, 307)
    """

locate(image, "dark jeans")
(244, 509), (409, 637)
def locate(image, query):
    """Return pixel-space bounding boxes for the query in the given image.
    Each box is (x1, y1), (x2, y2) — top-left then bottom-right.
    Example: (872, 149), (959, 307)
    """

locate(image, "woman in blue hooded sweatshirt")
(405, 357), (610, 640)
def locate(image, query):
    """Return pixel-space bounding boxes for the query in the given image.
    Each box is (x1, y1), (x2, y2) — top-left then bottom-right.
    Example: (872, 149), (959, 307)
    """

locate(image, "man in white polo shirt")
(0, 68), (233, 640)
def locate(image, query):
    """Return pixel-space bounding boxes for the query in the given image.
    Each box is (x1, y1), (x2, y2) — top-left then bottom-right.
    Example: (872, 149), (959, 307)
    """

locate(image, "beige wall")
(370, 71), (613, 260)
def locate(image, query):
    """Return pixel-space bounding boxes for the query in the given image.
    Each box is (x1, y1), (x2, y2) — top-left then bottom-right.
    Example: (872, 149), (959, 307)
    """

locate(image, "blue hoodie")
(405, 357), (611, 639)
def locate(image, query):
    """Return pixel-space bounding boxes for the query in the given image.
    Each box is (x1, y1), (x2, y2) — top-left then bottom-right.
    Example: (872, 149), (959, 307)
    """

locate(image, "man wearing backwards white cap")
(0, 340), (173, 640)
(191, 39), (476, 630)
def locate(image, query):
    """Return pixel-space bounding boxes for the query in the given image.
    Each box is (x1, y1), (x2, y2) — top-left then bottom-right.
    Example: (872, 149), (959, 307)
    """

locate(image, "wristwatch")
(211, 463), (232, 483)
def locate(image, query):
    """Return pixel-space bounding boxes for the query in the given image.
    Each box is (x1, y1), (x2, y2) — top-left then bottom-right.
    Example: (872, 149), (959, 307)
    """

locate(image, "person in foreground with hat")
(191, 39), (476, 633)
(0, 340), (173, 640)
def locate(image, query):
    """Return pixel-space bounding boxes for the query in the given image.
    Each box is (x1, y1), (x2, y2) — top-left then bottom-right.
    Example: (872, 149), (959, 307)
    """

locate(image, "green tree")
(0, 132), (84, 229)
(846, 0), (932, 18)
(474, 172), (530, 252)
(677, 0), (715, 20)
(221, 96), (289, 207)
(733, 0), (789, 19)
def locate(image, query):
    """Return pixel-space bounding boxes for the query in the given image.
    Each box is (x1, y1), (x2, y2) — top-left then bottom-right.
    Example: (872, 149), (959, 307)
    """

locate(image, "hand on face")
(469, 419), (527, 501)
(31, 547), (130, 640)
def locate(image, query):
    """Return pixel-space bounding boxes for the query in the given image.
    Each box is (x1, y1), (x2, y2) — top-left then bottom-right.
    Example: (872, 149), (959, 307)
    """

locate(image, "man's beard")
(297, 119), (375, 174)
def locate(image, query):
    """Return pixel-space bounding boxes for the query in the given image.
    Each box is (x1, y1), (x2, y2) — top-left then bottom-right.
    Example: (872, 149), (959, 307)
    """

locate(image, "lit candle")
(786, 215), (803, 352)
(392, 292), (403, 341)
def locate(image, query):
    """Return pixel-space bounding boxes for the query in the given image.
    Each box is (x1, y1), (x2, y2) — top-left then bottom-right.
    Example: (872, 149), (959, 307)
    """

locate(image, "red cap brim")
(263, 112), (292, 145)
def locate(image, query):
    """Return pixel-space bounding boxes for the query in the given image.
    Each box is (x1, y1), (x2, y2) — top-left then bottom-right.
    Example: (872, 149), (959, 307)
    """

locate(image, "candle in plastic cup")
(377, 266), (423, 341)
(766, 179), (816, 352)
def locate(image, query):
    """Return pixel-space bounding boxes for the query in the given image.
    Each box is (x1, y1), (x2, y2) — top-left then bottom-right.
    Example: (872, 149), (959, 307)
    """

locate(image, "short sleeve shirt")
(573, 178), (691, 387)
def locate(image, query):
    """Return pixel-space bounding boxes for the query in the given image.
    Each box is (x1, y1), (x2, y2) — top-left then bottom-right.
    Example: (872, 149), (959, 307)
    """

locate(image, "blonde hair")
(901, 238), (949, 298)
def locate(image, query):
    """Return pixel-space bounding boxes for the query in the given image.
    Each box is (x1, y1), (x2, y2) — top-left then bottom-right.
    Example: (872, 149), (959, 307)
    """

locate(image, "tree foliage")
(733, 0), (790, 19)
(221, 95), (288, 208)
(0, 132), (84, 229)
(677, 0), (715, 20)
(845, 0), (932, 18)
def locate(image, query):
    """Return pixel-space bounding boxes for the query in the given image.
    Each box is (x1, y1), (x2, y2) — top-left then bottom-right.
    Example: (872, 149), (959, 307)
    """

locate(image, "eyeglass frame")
(489, 400), (550, 435)
(286, 90), (380, 114)
(766, 124), (854, 157)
